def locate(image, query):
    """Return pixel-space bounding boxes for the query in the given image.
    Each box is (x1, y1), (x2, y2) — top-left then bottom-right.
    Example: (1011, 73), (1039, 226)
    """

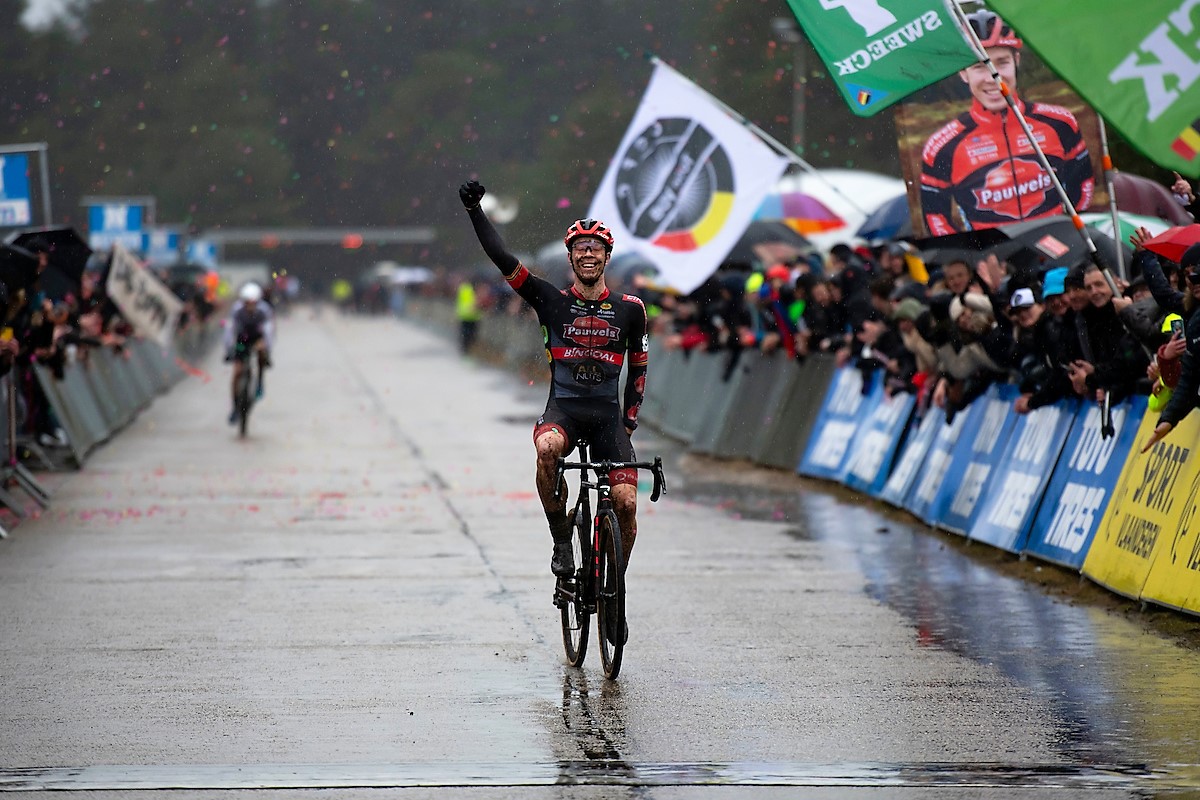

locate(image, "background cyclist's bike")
(553, 441), (666, 679)
(231, 345), (258, 439)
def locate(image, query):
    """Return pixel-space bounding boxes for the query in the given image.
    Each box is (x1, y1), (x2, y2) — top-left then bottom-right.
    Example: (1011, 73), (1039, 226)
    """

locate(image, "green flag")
(988, 0), (1200, 178)
(784, 0), (978, 116)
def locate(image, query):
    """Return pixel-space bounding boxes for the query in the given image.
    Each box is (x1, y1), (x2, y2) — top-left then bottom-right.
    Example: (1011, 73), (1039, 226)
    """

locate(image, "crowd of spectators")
(644, 177), (1200, 431)
(0, 231), (218, 452)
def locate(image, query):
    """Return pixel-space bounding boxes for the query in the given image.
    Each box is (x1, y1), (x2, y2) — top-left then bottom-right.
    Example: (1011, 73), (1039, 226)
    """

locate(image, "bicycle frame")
(552, 439), (666, 677)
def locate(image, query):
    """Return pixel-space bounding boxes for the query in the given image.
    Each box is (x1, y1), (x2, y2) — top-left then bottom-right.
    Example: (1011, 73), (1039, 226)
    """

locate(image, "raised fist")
(459, 180), (486, 210)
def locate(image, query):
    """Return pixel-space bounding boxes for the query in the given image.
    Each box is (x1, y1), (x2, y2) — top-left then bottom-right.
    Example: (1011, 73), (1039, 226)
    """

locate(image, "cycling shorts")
(534, 397), (638, 487)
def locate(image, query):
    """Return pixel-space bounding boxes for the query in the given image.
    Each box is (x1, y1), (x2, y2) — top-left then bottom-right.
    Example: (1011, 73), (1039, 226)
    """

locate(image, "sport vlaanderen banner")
(587, 62), (790, 296)
(987, 0), (1200, 179)
(783, 0), (978, 116)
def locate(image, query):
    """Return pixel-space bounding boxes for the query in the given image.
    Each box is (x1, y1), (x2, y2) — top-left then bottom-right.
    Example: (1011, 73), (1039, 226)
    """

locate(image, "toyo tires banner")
(1024, 397), (1145, 570)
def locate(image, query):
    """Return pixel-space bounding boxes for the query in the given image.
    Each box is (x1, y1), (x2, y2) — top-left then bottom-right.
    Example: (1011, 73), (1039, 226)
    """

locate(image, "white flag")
(588, 63), (790, 295)
(105, 243), (183, 349)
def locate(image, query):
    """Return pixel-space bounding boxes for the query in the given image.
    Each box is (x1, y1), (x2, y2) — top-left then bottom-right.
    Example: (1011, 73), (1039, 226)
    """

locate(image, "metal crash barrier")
(0, 320), (221, 531)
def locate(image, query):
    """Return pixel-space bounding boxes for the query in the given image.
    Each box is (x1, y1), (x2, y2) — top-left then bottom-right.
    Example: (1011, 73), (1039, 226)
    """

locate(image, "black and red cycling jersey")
(920, 96), (1094, 236)
(467, 206), (648, 430)
(507, 265), (648, 428)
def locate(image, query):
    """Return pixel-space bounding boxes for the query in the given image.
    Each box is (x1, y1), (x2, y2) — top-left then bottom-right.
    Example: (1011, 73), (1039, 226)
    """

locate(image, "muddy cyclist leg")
(534, 426), (574, 576)
(611, 480), (637, 574)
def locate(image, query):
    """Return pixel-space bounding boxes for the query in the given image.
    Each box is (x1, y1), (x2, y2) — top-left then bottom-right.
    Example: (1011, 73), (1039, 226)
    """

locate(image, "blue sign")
(142, 228), (181, 266)
(798, 366), (877, 481)
(970, 398), (1077, 552)
(844, 389), (916, 496)
(928, 384), (1020, 535)
(88, 203), (145, 250)
(1024, 396), (1148, 570)
(904, 404), (971, 525)
(186, 239), (218, 267)
(0, 154), (32, 226)
(880, 406), (944, 508)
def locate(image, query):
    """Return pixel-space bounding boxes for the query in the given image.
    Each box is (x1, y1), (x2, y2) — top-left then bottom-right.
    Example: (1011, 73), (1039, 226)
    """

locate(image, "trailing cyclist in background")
(459, 179), (650, 623)
(223, 282), (275, 425)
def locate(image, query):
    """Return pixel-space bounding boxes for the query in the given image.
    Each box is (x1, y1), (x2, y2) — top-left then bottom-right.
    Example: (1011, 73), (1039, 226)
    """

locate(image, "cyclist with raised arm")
(223, 282), (275, 424)
(459, 179), (649, 585)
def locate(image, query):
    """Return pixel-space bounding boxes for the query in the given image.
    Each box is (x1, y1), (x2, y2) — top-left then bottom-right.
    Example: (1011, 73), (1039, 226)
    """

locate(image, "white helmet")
(239, 282), (263, 302)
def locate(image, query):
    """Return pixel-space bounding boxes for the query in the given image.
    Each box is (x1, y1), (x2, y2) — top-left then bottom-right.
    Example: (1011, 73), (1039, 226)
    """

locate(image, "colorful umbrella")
(856, 193), (911, 241)
(753, 191), (846, 236)
(1142, 224), (1200, 265)
(1080, 211), (1172, 245)
(1109, 172), (1194, 225)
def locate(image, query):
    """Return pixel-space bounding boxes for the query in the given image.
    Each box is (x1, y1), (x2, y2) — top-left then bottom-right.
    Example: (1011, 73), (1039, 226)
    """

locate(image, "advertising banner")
(88, 203), (146, 251)
(988, 0), (1200, 178)
(844, 389), (917, 496)
(880, 404), (944, 508)
(927, 384), (1020, 535)
(798, 366), (875, 481)
(1083, 407), (1200, 600)
(105, 243), (183, 348)
(905, 402), (970, 524)
(588, 61), (790, 295)
(970, 398), (1075, 552)
(142, 227), (181, 266)
(1024, 397), (1145, 570)
(892, 8), (1107, 238)
(783, 0), (977, 117)
(0, 154), (32, 227)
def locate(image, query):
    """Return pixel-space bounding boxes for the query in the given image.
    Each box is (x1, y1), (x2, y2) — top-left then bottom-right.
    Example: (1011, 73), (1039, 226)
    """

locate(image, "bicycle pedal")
(553, 578), (574, 609)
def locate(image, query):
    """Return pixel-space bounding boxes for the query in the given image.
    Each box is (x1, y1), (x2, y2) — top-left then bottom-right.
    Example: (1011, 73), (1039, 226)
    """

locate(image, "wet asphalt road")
(1, 309), (1199, 799)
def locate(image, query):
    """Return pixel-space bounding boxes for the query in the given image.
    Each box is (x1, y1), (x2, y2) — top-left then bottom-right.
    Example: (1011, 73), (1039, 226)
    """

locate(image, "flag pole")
(947, 2), (1121, 297)
(1096, 115), (1126, 280)
(649, 56), (870, 217)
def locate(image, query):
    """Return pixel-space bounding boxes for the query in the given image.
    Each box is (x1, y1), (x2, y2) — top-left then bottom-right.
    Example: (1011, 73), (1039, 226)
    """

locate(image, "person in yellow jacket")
(456, 280), (483, 354)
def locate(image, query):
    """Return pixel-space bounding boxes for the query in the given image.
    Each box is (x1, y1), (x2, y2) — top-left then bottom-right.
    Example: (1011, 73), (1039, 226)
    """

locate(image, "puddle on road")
(671, 466), (1200, 788)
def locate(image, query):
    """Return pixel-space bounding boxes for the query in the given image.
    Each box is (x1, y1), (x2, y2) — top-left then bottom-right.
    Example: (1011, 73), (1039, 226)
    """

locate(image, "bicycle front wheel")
(560, 503), (591, 667)
(236, 363), (253, 438)
(595, 508), (626, 679)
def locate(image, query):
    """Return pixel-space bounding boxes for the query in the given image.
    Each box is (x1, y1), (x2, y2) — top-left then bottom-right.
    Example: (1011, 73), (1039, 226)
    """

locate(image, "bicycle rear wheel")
(595, 508), (626, 679)
(235, 363), (253, 438)
(559, 503), (591, 667)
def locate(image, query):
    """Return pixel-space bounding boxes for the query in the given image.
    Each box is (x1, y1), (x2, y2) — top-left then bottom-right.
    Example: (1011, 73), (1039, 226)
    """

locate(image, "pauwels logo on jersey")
(973, 158), (1054, 220)
(563, 316), (621, 348)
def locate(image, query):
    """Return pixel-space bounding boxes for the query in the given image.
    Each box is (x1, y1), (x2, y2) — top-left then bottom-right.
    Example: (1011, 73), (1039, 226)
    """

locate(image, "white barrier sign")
(106, 243), (183, 348)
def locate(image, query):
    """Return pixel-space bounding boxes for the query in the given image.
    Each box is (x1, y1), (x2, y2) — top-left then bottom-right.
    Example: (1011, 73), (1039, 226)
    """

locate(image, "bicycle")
(552, 440), (666, 679)
(231, 345), (258, 439)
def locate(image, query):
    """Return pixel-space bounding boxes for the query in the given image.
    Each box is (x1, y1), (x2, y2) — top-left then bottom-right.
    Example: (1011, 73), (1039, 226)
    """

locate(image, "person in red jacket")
(919, 11), (1094, 236)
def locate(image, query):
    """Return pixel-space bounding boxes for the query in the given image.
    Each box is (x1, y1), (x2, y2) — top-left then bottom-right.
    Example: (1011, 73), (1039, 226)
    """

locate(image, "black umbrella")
(916, 215), (1129, 274)
(5, 226), (93, 284)
(994, 216), (1130, 273)
(856, 194), (914, 241)
(0, 244), (39, 295)
(723, 221), (812, 266)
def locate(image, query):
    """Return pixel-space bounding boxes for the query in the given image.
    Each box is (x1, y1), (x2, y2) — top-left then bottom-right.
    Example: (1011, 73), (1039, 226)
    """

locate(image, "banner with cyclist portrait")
(587, 62), (790, 296)
(892, 6), (1108, 238)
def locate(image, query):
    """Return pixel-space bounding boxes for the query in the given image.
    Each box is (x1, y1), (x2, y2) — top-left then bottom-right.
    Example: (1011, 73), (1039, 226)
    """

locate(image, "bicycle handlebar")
(553, 456), (668, 502)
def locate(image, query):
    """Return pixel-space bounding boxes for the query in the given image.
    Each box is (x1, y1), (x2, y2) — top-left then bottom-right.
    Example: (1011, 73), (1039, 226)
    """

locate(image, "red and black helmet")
(564, 218), (615, 251)
(967, 10), (1022, 50)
